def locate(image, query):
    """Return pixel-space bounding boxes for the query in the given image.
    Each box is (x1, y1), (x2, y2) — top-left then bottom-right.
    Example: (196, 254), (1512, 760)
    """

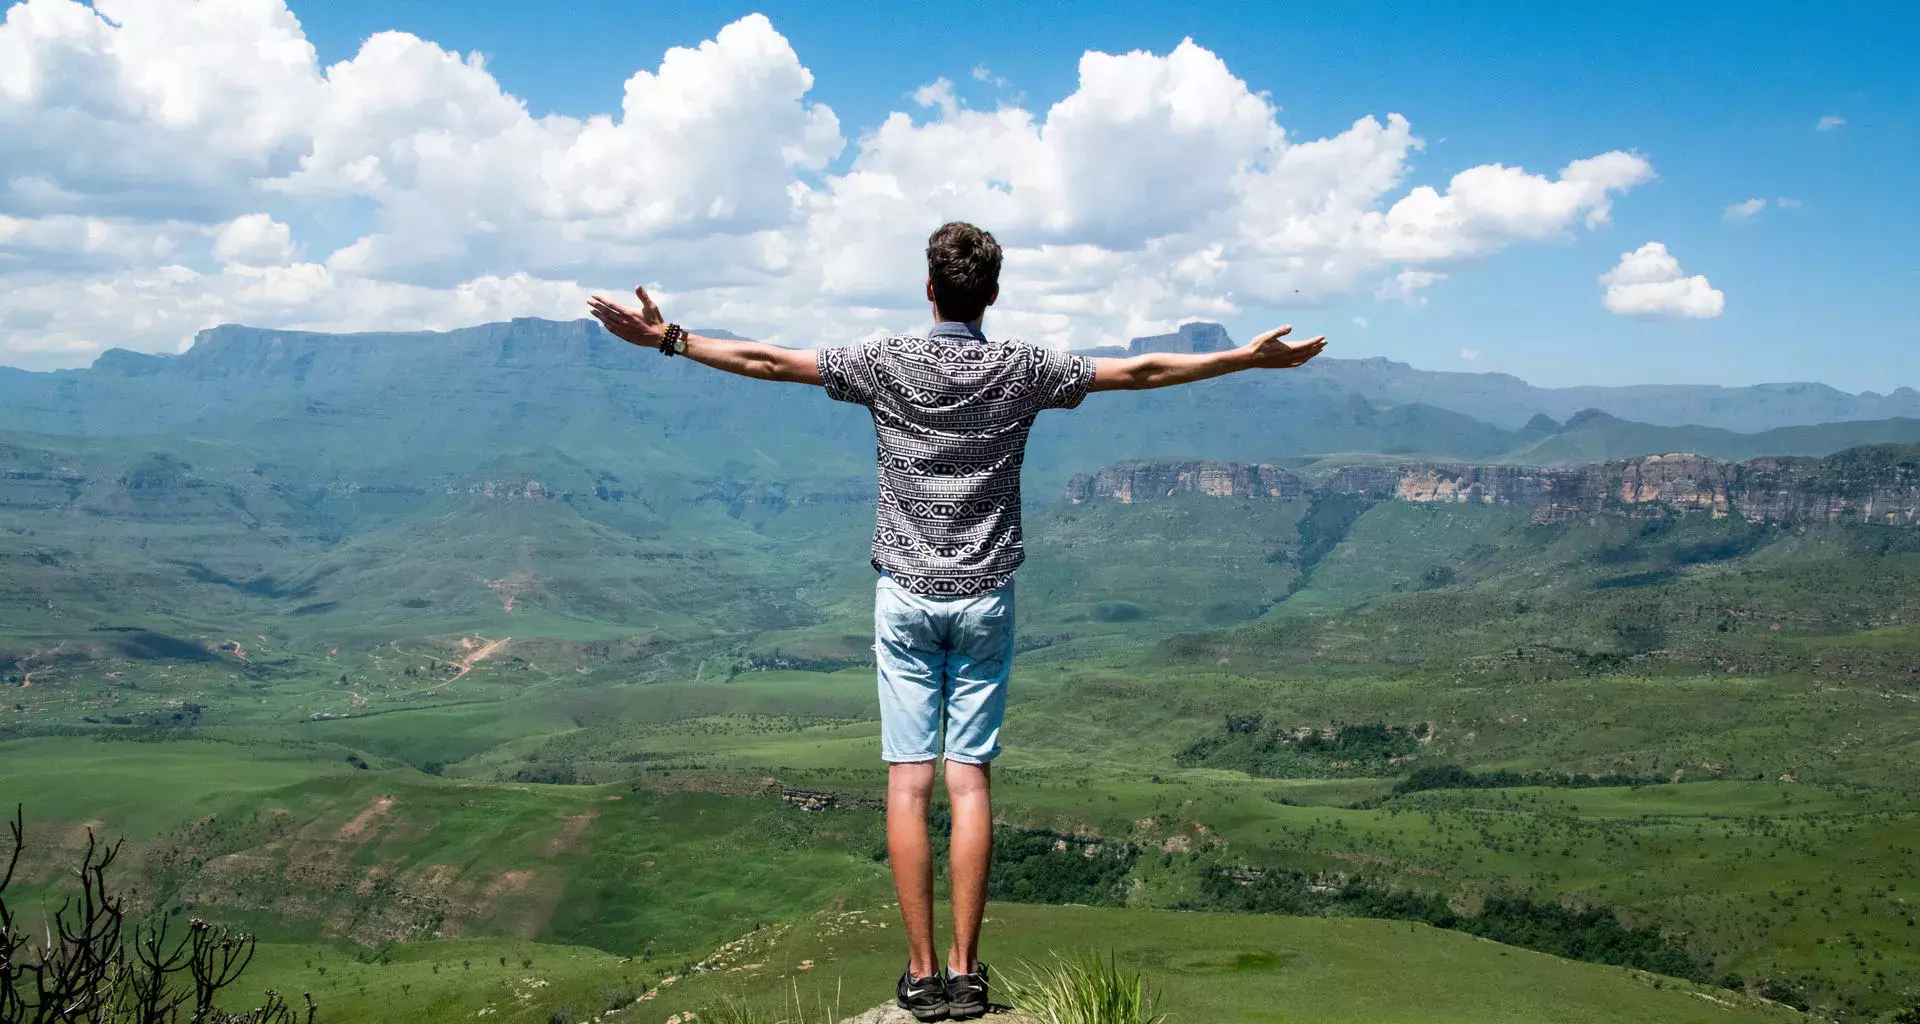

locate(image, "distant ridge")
(1065, 321), (1920, 432)
(1067, 445), (1920, 527)
(8, 316), (1913, 434)
(3, 318), (1918, 482)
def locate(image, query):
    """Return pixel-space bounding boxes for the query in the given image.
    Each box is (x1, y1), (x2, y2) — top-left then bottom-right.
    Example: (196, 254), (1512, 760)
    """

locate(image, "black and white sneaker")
(945, 963), (989, 1020)
(896, 968), (949, 1022)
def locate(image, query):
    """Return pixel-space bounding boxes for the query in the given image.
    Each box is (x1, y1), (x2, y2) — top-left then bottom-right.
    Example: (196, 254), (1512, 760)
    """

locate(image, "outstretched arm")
(589, 286), (822, 385)
(1090, 325), (1327, 392)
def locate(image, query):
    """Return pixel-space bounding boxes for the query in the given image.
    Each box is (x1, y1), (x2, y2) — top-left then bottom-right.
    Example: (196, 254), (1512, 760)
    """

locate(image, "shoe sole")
(897, 998), (951, 1022)
(947, 1001), (985, 1019)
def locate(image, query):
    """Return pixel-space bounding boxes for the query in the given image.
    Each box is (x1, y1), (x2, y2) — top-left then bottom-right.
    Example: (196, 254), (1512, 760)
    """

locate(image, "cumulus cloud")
(1722, 197), (1767, 222)
(212, 213), (294, 264)
(1459, 347), (1480, 361)
(1377, 269), (1447, 306)
(1599, 242), (1724, 319)
(1816, 114), (1845, 131)
(0, 2), (1658, 367)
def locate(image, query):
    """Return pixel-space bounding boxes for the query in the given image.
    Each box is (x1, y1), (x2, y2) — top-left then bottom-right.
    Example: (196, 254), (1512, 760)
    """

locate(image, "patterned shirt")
(817, 321), (1097, 596)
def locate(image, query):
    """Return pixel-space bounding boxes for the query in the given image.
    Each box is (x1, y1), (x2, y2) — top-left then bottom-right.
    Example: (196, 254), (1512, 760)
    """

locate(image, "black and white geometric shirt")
(817, 321), (1096, 596)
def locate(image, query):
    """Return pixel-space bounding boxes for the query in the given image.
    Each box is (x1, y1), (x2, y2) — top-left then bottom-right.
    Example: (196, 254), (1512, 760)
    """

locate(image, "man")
(588, 221), (1325, 1021)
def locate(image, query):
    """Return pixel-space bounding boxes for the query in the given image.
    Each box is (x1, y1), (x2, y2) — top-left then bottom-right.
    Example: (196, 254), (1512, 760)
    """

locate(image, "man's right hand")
(1245, 325), (1328, 369)
(588, 285), (669, 349)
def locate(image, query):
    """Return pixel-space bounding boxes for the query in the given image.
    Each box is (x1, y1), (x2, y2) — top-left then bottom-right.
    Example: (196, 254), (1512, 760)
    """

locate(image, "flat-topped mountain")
(1127, 320), (1236, 355)
(1069, 446), (1920, 527)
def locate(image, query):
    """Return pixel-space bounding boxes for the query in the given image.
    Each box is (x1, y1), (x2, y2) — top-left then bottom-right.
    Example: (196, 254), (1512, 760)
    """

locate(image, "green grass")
(15, 434), (1920, 1019)
(641, 903), (1807, 1024)
(999, 950), (1168, 1024)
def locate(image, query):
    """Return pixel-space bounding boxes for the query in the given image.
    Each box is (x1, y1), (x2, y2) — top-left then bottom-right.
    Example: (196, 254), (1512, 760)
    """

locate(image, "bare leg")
(945, 759), (992, 973)
(888, 760), (940, 978)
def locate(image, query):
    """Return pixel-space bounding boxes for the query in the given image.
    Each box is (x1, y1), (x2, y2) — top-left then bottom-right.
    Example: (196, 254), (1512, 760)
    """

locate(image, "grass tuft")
(1000, 950), (1168, 1024)
(700, 976), (843, 1024)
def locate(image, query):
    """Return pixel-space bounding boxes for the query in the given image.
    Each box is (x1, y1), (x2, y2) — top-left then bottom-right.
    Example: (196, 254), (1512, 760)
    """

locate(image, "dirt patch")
(483, 572), (536, 612)
(542, 811), (598, 857)
(333, 795), (395, 842)
(449, 636), (509, 682)
(10, 818), (110, 885)
(417, 863), (461, 889)
(435, 867), (564, 940)
(354, 864), (393, 895)
(481, 869), (535, 905)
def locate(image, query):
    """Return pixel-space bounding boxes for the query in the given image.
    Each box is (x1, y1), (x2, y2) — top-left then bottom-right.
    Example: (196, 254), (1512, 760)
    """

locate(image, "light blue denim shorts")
(874, 573), (1014, 764)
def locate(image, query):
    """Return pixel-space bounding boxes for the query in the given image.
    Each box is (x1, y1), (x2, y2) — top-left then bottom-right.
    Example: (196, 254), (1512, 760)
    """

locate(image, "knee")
(889, 761), (937, 803)
(944, 761), (992, 801)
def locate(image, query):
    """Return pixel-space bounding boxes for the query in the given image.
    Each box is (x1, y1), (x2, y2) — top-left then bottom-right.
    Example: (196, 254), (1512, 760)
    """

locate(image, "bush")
(1190, 864), (1710, 982)
(987, 828), (1136, 906)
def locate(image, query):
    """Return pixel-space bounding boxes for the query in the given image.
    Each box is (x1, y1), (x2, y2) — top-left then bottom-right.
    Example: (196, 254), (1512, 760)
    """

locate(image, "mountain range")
(3, 319), (1919, 486)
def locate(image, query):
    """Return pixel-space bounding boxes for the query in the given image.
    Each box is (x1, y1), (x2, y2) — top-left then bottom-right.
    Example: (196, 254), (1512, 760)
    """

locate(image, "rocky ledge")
(1065, 446), (1920, 527)
(1065, 460), (1303, 504)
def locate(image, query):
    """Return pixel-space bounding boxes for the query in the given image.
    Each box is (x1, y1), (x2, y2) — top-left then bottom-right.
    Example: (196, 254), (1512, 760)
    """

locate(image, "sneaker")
(896, 968), (949, 1022)
(945, 963), (989, 1020)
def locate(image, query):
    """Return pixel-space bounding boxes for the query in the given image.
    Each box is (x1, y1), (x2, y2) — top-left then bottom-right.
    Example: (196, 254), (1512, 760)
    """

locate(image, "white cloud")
(1775, 197), (1802, 209)
(212, 213), (293, 264)
(0, 3), (1660, 367)
(912, 77), (960, 117)
(277, 14), (842, 286)
(0, 213), (182, 269)
(1816, 114), (1845, 131)
(0, 0), (320, 218)
(0, 260), (591, 362)
(1376, 269), (1446, 306)
(1459, 347), (1480, 361)
(1722, 197), (1766, 222)
(970, 65), (1006, 87)
(1599, 242), (1724, 319)
(1351, 315), (1368, 328)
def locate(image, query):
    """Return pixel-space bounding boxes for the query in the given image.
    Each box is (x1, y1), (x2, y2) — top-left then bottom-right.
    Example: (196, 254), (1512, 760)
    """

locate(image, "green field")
(9, 330), (1920, 1021)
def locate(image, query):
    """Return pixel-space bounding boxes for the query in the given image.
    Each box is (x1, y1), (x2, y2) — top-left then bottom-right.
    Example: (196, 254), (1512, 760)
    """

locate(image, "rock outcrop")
(1066, 460), (1304, 504)
(1066, 447), (1920, 527)
(1127, 321), (1235, 355)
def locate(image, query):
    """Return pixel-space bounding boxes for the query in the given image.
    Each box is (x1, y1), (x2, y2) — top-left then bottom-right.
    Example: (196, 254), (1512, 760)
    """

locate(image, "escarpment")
(1066, 447), (1920, 527)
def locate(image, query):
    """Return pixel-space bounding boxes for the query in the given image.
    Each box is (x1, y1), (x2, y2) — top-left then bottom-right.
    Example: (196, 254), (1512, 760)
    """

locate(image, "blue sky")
(1, 0), (1913, 391)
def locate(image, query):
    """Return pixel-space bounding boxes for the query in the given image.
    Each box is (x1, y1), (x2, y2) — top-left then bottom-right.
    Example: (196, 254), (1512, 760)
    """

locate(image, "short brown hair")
(926, 221), (1002, 323)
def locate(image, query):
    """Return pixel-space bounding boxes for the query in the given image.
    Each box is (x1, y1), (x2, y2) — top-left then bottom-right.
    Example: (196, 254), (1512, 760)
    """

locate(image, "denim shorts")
(874, 573), (1015, 764)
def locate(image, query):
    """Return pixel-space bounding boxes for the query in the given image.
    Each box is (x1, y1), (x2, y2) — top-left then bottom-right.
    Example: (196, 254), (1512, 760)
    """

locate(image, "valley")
(5, 318), (1920, 1022)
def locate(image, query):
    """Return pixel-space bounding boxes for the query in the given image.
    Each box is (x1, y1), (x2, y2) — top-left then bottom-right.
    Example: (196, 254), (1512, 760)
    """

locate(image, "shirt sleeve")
(1029, 343), (1097, 412)
(816, 342), (881, 407)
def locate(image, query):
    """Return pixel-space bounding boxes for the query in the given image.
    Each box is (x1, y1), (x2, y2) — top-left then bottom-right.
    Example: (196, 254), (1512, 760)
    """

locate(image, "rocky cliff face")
(1067, 447), (1920, 527)
(1066, 460), (1304, 503)
(1127, 321), (1235, 355)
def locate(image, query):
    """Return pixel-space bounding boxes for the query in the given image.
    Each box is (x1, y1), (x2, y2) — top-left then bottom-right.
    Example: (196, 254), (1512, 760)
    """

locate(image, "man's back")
(817, 321), (1095, 597)
(587, 217), (1323, 1019)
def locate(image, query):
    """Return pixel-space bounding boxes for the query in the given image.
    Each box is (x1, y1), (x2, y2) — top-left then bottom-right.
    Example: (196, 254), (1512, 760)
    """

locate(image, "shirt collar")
(927, 320), (987, 343)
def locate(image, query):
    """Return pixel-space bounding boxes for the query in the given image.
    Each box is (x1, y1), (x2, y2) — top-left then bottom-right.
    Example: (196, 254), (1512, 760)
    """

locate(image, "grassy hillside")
(11, 322), (1920, 1020)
